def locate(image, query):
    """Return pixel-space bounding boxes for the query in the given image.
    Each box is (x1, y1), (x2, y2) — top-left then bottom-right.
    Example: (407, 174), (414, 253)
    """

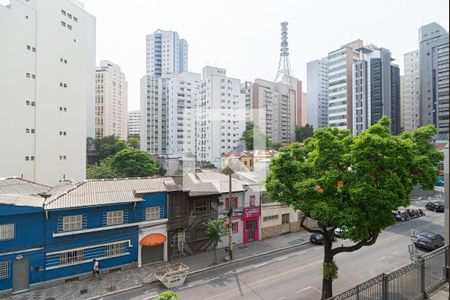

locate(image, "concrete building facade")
(327, 40), (363, 130)
(307, 57), (329, 129)
(146, 29), (188, 77)
(95, 60), (128, 140)
(196, 66), (246, 166)
(352, 45), (401, 135)
(128, 110), (140, 137)
(403, 50), (421, 132)
(0, 0), (95, 185)
(252, 79), (296, 145)
(419, 23), (449, 136)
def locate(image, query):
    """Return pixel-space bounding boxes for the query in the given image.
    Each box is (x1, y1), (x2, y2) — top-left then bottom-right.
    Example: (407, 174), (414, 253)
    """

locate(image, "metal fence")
(328, 245), (449, 300)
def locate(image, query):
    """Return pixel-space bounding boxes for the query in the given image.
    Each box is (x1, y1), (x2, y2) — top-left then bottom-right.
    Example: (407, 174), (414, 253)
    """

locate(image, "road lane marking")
(377, 256), (386, 260)
(295, 250), (307, 255)
(295, 287), (312, 293)
(252, 262), (269, 268)
(275, 297), (286, 300)
(274, 255), (289, 261)
(207, 277), (220, 281)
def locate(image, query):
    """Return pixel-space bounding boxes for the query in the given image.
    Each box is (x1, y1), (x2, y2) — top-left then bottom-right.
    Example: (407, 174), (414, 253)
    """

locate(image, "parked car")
(310, 232), (336, 245)
(413, 232), (445, 251)
(425, 201), (445, 212)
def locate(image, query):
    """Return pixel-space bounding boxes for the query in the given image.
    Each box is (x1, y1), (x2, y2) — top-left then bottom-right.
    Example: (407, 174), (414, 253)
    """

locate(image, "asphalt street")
(103, 197), (445, 300)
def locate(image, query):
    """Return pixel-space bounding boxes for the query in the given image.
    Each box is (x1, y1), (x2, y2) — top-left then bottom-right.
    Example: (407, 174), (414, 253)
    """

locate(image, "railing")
(328, 245), (449, 300)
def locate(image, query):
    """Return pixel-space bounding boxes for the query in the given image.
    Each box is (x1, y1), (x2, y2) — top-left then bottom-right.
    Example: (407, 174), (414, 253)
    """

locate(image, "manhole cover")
(287, 239), (305, 245)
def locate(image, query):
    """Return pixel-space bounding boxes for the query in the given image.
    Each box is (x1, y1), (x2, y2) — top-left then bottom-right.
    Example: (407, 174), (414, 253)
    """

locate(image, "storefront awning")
(140, 233), (166, 246)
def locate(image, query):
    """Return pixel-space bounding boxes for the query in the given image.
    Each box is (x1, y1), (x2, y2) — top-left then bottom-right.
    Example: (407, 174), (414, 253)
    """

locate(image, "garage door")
(142, 245), (164, 265)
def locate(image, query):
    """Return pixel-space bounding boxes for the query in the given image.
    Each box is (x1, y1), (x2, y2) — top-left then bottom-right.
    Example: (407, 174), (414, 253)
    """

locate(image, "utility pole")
(227, 171), (234, 260)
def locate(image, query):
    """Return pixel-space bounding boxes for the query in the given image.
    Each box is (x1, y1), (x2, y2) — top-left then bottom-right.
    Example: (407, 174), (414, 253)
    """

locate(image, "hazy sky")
(84, 0), (449, 111)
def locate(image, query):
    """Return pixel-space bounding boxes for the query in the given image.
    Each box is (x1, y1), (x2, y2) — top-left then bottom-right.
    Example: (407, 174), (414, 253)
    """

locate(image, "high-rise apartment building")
(128, 110), (140, 137)
(241, 81), (253, 122)
(166, 72), (200, 156)
(402, 50), (421, 132)
(327, 40), (363, 130)
(0, 0), (95, 185)
(419, 23), (449, 136)
(307, 58), (329, 129)
(352, 45), (401, 135)
(140, 76), (168, 155)
(95, 60), (128, 140)
(294, 79), (305, 127)
(252, 79), (296, 144)
(197, 67), (245, 165)
(146, 29), (188, 77)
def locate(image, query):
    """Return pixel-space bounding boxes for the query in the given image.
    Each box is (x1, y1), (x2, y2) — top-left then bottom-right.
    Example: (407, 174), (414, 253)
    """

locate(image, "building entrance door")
(246, 220), (257, 242)
(13, 259), (29, 293)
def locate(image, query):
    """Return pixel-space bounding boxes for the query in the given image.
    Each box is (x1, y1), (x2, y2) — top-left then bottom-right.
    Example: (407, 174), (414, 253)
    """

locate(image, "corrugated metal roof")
(0, 177), (50, 195)
(0, 194), (44, 208)
(195, 170), (246, 193)
(44, 177), (175, 210)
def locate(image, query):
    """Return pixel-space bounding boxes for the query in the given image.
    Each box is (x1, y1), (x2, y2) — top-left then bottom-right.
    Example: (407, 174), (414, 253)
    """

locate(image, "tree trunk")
(322, 238), (334, 300)
(213, 244), (217, 265)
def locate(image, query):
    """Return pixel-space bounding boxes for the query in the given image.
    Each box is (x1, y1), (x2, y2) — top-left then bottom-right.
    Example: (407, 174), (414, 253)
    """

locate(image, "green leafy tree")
(157, 291), (178, 300)
(95, 135), (128, 162)
(205, 219), (227, 265)
(111, 148), (160, 178)
(86, 157), (118, 179)
(266, 117), (442, 299)
(295, 123), (314, 143)
(241, 122), (273, 150)
(127, 135), (140, 149)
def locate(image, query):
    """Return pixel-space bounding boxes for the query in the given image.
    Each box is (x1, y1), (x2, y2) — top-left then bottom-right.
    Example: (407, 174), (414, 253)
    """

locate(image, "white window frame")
(0, 224), (15, 241)
(0, 261), (9, 279)
(104, 242), (126, 257)
(60, 250), (83, 266)
(62, 215), (82, 232)
(107, 210), (124, 226)
(145, 206), (160, 221)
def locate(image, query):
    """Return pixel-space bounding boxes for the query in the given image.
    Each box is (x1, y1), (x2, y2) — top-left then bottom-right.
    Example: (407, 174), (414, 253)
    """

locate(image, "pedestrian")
(93, 259), (101, 280)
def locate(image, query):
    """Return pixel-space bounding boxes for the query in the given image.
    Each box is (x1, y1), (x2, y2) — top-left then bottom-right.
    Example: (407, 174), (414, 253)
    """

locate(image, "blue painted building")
(0, 177), (174, 293)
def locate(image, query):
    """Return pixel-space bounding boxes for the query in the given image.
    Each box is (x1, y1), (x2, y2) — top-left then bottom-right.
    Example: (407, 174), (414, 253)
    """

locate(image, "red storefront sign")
(244, 207), (260, 219)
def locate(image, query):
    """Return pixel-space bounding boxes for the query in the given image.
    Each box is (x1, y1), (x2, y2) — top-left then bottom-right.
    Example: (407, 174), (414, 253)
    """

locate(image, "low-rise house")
(0, 176), (175, 293)
(167, 173), (221, 259)
(0, 177), (50, 293)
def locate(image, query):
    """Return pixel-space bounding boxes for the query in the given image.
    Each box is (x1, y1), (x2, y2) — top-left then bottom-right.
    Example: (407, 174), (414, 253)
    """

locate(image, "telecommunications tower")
(274, 21), (293, 84)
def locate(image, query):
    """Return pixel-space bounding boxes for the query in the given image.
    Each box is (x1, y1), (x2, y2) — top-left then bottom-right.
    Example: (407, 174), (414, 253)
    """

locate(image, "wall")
(261, 203), (304, 239)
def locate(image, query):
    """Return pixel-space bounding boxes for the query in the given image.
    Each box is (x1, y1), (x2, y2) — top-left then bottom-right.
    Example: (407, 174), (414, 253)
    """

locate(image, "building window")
(105, 243), (126, 257)
(0, 262), (9, 279)
(67, 24), (72, 30)
(60, 250), (83, 266)
(263, 215), (278, 222)
(61, 9), (66, 16)
(226, 222), (238, 234)
(249, 195), (256, 206)
(61, 21), (66, 27)
(282, 213), (290, 224)
(62, 215), (82, 231)
(0, 224), (15, 241)
(224, 197), (238, 209)
(193, 200), (209, 214)
(73, 17), (78, 22)
(145, 207), (160, 221)
(107, 210), (124, 225)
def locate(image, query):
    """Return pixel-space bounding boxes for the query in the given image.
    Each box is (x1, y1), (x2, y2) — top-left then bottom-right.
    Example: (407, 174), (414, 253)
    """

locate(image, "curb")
(187, 240), (310, 276)
(89, 239), (311, 299)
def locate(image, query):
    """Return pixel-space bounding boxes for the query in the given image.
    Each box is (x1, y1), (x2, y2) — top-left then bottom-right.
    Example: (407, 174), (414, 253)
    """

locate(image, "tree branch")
(331, 232), (379, 256)
(299, 214), (323, 235)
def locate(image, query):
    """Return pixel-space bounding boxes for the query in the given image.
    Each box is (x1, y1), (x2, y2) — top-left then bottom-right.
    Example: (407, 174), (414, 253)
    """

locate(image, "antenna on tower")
(275, 21), (293, 84)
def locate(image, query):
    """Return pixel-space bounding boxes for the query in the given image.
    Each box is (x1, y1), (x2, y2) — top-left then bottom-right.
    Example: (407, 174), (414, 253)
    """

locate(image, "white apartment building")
(241, 81), (253, 122)
(403, 50), (421, 132)
(95, 60), (128, 140)
(0, 0), (95, 185)
(166, 72), (200, 156)
(197, 66), (246, 166)
(252, 79), (296, 144)
(307, 58), (329, 129)
(327, 40), (363, 130)
(146, 29), (188, 77)
(140, 76), (168, 155)
(128, 110), (140, 136)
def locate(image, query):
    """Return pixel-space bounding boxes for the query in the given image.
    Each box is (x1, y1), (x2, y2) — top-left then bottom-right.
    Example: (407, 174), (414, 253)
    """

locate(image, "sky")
(83, 0), (449, 111)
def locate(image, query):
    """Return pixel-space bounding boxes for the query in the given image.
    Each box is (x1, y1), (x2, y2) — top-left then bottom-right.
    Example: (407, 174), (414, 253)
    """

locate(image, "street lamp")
(222, 166), (234, 261)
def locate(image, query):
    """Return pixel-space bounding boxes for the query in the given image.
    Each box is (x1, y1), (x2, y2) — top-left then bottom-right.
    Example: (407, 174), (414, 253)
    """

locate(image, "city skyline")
(81, 0), (449, 110)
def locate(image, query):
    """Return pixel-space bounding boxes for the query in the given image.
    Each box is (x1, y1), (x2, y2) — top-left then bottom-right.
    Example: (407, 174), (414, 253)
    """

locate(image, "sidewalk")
(2, 230), (310, 300)
(430, 282), (449, 300)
